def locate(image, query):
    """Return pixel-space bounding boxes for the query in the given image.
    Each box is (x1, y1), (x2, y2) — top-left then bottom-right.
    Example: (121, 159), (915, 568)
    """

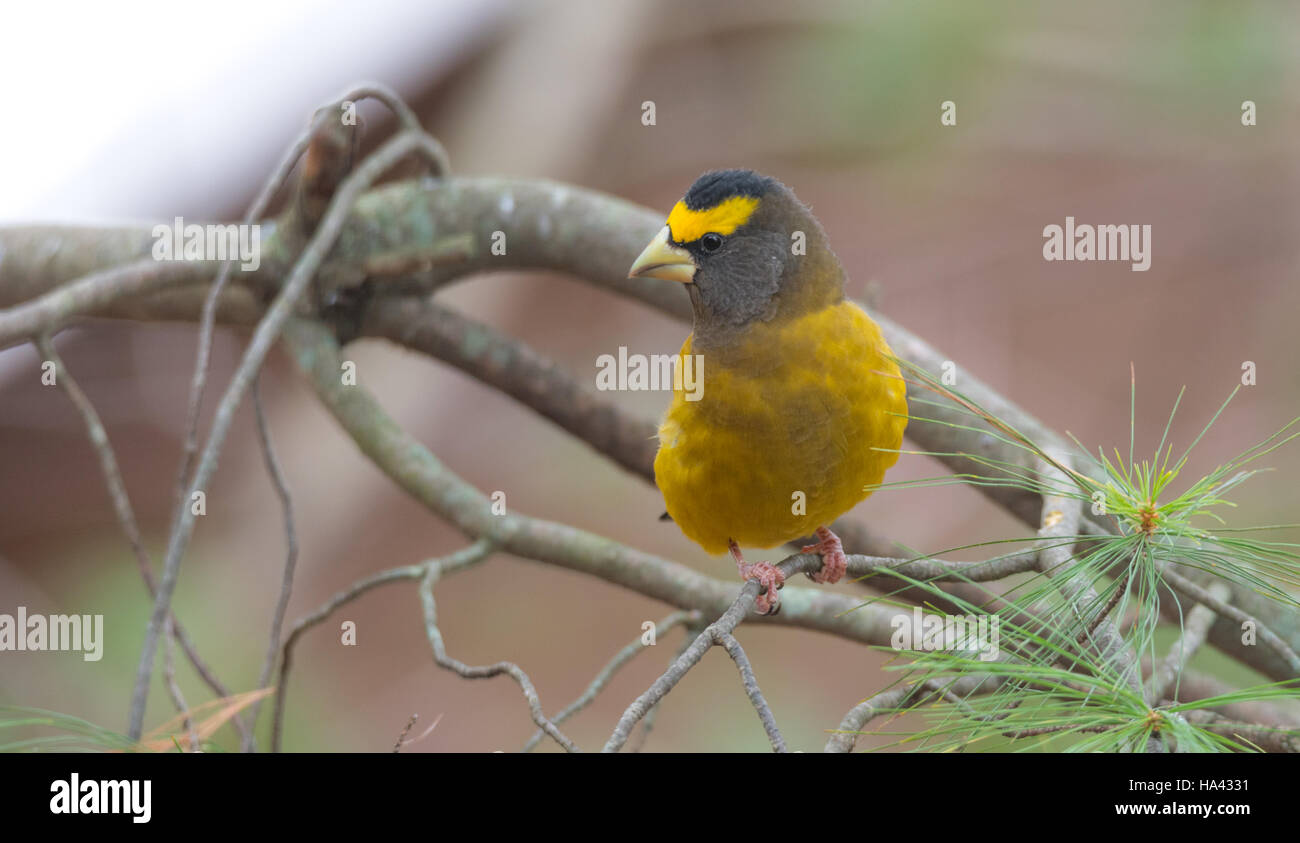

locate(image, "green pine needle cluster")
(854, 360), (1300, 752)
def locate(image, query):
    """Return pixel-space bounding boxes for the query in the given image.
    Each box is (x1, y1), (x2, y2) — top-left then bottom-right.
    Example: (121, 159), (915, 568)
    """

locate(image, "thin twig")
(1147, 582), (1229, 705)
(393, 713), (443, 752)
(418, 564), (576, 752)
(825, 686), (913, 753)
(393, 714), (418, 753)
(602, 588), (754, 753)
(522, 609), (701, 752)
(32, 334), (249, 743)
(824, 678), (983, 753)
(1002, 724), (1113, 739)
(1082, 568), (1132, 646)
(271, 541), (491, 752)
(846, 550), (1042, 583)
(1161, 566), (1300, 675)
(273, 565), (423, 753)
(602, 555), (832, 753)
(161, 617), (201, 752)
(627, 625), (700, 752)
(241, 374), (299, 752)
(715, 631), (786, 752)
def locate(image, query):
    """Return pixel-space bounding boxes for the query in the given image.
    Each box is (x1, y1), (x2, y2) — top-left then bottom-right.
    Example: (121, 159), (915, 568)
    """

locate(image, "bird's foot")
(729, 540), (785, 615)
(801, 526), (848, 584)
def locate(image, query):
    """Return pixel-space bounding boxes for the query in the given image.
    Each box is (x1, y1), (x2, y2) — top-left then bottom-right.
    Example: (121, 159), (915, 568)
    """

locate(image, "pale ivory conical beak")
(628, 226), (696, 284)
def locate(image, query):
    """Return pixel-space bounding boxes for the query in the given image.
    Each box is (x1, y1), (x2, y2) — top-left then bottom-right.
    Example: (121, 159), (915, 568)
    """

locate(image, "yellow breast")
(654, 300), (908, 554)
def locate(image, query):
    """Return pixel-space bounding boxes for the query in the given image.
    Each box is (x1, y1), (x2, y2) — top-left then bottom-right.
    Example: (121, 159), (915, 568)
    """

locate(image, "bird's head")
(628, 169), (845, 347)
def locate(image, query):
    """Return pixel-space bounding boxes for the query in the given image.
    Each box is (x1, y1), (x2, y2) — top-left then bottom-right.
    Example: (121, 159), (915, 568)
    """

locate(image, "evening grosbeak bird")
(628, 169), (908, 614)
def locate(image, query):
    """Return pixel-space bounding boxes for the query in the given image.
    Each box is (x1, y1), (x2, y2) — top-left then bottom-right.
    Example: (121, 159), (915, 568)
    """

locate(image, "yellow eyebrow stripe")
(666, 195), (760, 243)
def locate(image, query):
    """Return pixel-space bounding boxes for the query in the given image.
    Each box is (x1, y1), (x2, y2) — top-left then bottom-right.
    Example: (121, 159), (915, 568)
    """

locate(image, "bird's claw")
(737, 560), (786, 615)
(801, 526), (848, 585)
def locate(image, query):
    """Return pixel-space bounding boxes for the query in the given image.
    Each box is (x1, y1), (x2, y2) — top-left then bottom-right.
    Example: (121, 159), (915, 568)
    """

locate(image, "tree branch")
(272, 541), (492, 752)
(824, 677), (986, 753)
(241, 376), (299, 752)
(521, 609), (701, 752)
(2, 259), (214, 348)
(1161, 566), (1300, 675)
(32, 333), (250, 743)
(603, 571), (788, 753)
(127, 127), (454, 740)
(418, 552), (576, 752)
(1147, 582), (1229, 705)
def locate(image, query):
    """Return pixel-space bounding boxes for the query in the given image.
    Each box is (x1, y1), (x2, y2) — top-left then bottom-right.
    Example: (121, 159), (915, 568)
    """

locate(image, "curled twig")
(418, 564), (576, 752)
(522, 609), (701, 752)
(271, 541), (491, 752)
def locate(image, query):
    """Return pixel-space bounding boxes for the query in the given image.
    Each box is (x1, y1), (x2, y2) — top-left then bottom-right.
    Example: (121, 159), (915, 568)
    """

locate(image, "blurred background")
(1, 0), (1298, 752)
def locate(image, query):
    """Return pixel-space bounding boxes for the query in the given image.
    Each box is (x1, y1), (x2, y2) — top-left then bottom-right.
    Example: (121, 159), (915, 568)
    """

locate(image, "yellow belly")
(654, 301), (908, 554)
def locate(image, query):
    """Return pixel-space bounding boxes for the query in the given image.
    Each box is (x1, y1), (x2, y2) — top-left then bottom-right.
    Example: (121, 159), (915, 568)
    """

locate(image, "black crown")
(683, 169), (776, 210)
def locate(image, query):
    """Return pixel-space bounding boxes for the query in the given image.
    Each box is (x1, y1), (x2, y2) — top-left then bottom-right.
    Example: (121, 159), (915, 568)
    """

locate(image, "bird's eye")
(700, 233), (723, 253)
